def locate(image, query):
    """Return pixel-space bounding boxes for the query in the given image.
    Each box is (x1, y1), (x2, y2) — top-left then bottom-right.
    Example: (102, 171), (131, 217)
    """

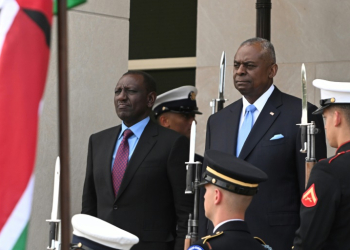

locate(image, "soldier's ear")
(269, 63), (278, 79)
(214, 189), (223, 205)
(159, 115), (170, 128)
(334, 110), (341, 127)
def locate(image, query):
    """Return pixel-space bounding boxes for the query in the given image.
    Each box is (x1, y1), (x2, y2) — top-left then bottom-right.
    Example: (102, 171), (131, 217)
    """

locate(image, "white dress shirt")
(238, 84), (275, 129)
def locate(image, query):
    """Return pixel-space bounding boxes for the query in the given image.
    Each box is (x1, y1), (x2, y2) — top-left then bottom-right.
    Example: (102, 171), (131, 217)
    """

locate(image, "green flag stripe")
(53, 0), (87, 14)
(12, 223), (28, 250)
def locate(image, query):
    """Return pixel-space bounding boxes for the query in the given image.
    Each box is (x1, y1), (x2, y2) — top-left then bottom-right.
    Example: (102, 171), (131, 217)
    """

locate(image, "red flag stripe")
(0, 0), (52, 231)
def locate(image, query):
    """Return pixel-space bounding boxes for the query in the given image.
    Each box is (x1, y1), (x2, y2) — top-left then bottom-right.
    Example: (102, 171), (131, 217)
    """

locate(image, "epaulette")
(201, 231), (223, 244)
(329, 150), (350, 163)
(254, 237), (273, 250)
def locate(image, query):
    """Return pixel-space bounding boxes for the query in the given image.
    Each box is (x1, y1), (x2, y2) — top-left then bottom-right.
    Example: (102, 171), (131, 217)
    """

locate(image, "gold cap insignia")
(211, 178), (216, 184)
(162, 106), (166, 111)
(331, 98), (335, 103)
(190, 91), (196, 101)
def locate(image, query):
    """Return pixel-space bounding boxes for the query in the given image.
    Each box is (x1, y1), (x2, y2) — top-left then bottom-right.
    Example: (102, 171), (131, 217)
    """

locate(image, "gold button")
(212, 178), (216, 184)
(331, 98), (335, 103)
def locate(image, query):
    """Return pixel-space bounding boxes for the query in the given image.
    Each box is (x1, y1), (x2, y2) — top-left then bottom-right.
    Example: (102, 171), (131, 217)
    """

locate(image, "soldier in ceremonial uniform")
(188, 150), (271, 250)
(293, 80), (350, 250)
(153, 85), (203, 162)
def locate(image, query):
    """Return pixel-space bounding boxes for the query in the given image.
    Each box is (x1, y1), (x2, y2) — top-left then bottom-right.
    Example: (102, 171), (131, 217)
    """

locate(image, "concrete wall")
(27, 1), (129, 248)
(195, 0), (350, 157)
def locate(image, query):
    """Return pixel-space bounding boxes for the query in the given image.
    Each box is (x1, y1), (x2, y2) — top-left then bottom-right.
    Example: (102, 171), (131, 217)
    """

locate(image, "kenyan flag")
(0, 0), (52, 249)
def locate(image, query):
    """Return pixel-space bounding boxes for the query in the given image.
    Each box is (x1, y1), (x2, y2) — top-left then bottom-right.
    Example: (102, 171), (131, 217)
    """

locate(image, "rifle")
(47, 157), (61, 250)
(210, 51), (227, 114)
(297, 64), (319, 188)
(184, 121), (202, 249)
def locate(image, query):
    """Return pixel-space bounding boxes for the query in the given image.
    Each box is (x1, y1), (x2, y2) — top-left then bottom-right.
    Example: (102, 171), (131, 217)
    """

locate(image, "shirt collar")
(119, 116), (150, 139)
(213, 219), (243, 233)
(242, 84), (275, 113)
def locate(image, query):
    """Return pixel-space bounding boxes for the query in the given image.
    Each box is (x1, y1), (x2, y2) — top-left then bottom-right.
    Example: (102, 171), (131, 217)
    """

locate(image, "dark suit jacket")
(199, 87), (327, 250)
(190, 221), (265, 250)
(82, 120), (193, 250)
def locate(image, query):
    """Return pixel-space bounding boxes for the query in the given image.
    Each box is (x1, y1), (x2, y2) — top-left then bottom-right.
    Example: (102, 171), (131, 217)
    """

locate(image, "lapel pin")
(270, 112), (274, 116)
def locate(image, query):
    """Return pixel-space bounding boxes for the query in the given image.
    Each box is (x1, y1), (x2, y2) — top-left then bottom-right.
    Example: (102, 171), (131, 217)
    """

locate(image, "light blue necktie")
(236, 104), (257, 157)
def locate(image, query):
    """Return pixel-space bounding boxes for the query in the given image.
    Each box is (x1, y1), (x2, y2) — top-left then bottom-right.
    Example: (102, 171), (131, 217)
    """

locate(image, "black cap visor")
(154, 106), (202, 118)
(199, 171), (259, 196)
(312, 105), (329, 115)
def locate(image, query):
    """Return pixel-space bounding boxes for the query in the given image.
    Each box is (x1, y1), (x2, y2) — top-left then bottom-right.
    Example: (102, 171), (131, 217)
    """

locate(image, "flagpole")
(57, 0), (71, 249)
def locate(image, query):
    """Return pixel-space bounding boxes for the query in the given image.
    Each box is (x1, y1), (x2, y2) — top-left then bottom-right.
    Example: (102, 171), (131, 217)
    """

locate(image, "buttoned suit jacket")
(199, 87), (327, 250)
(82, 120), (193, 250)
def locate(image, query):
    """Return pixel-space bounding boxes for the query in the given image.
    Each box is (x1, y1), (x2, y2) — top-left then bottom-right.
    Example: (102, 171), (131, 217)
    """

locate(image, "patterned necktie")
(236, 104), (257, 157)
(112, 129), (134, 197)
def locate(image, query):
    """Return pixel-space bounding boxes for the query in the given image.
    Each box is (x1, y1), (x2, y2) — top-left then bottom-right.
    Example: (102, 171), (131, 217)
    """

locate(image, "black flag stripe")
(23, 8), (51, 47)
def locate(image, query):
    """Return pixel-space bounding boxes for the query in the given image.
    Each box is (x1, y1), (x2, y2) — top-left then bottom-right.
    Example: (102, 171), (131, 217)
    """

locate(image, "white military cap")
(153, 85), (202, 118)
(71, 214), (139, 250)
(312, 79), (350, 114)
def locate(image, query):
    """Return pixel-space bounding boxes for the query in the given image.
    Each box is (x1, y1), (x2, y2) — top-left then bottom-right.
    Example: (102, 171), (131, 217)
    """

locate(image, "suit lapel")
(226, 101), (242, 155)
(239, 88), (283, 160)
(105, 126), (122, 198)
(115, 121), (157, 201)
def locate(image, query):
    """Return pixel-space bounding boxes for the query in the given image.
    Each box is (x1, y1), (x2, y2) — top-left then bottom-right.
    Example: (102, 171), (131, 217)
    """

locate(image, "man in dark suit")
(153, 85), (203, 163)
(199, 38), (327, 250)
(188, 150), (269, 250)
(82, 71), (193, 250)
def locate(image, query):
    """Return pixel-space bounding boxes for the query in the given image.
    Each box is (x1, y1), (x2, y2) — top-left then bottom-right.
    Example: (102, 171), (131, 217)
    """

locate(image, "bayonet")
(185, 121), (196, 194)
(184, 121), (202, 248)
(301, 64), (308, 125)
(210, 51), (227, 114)
(47, 157), (61, 250)
(218, 51), (226, 110)
(299, 63), (308, 153)
(51, 157), (60, 221)
(297, 64), (319, 188)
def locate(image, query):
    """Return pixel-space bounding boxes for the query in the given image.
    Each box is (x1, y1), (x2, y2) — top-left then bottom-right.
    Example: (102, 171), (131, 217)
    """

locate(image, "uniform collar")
(336, 140), (350, 154)
(213, 219), (244, 233)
